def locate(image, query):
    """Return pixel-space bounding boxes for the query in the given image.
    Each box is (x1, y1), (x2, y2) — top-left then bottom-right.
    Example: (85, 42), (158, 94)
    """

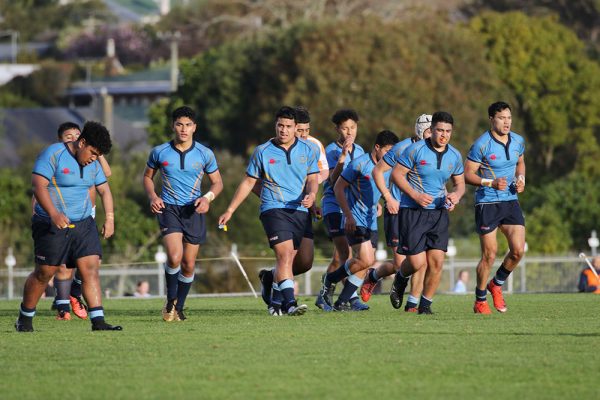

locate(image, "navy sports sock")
(493, 265), (511, 286)
(368, 268), (378, 282)
(405, 294), (419, 309)
(88, 306), (105, 323)
(54, 278), (71, 312)
(279, 279), (296, 310)
(326, 261), (351, 284)
(271, 282), (283, 307)
(70, 270), (83, 298)
(164, 265), (180, 300)
(337, 274), (363, 303)
(176, 273), (194, 311)
(19, 303), (36, 319)
(475, 287), (487, 302)
(418, 295), (433, 310)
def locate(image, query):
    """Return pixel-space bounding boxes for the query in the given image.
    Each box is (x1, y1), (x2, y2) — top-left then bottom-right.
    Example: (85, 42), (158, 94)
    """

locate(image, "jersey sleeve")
(317, 141), (329, 171)
(466, 139), (484, 163)
(306, 144), (320, 175)
(147, 147), (160, 169)
(398, 144), (416, 170)
(340, 159), (359, 183)
(326, 146), (340, 170)
(203, 148), (219, 174)
(383, 146), (398, 168)
(246, 147), (263, 179)
(452, 151), (465, 175)
(94, 162), (108, 186)
(32, 145), (58, 181)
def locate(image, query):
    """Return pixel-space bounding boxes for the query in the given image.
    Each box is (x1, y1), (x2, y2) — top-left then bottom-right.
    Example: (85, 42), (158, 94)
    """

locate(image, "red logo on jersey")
(490, 154), (497, 160)
(269, 159), (276, 164)
(62, 168), (70, 174)
(420, 160), (427, 165)
(162, 161), (169, 166)
(364, 175), (370, 180)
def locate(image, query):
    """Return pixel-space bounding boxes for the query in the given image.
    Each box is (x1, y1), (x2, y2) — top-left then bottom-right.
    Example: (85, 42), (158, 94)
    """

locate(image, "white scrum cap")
(415, 114), (432, 139)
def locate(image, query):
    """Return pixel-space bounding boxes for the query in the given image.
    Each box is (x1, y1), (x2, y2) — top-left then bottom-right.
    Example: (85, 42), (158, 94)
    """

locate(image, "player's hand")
(310, 205), (323, 220)
(218, 210), (233, 226)
(102, 219), (114, 239)
(149, 196), (165, 214)
(515, 175), (525, 193)
(50, 212), (70, 230)
(493, 177), (508, 191)
(301, 192), (316, 208)
(341, 137), (354, 156)
(385, 198), (399, 214)
(414, 193), (433, 208)
(194, 197), (210, 214)
(446, 192), (460, 211)
(344, 215), (357, 233)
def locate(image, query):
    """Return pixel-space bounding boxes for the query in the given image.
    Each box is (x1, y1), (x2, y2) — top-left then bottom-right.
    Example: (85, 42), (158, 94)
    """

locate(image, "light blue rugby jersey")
(398, 139), (464, 210)
(246, 138), (319, 214)
(467, 131), (525, 204)
(382, 137), (417, 201)
(340, 152), (390, 230)
(321, 141), (365, 216)
(147, 141), (218, 206)
(33, 142), (107, 222)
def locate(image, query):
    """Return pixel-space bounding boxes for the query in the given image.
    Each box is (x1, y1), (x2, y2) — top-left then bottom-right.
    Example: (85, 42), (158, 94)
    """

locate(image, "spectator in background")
(578, 256), (600, 294)
(134, 280), (151, 298)
(454, 270), (469, 293)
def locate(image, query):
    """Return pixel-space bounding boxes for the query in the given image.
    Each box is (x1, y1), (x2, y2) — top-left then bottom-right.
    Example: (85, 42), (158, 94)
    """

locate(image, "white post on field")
(230, 244), (258, 298)
(447, 239), (457, 292)
(521, 242), (528, 293)
(5, 247), (16, 299)
(155, 245), (167, 297)
(305, 268), (312, 296)
(588, 230), (599, 257)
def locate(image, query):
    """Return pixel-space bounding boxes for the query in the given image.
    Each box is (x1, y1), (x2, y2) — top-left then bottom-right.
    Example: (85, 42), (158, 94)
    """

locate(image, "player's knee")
(509, 247), (524, 262)
(32, 268), (54, 283)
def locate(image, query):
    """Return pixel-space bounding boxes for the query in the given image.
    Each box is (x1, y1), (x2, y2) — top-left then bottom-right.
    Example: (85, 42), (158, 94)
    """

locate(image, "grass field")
(1, 294), (598, 399)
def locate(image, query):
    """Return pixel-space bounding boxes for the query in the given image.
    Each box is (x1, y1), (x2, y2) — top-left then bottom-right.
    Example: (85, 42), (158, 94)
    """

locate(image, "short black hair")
(57, 122), (80, 139)
(295, 106), (310, 124)
(488, 101), (511, 118)
(431, 111), (454, 127)
(275, 106), (297, 122)
(375, 130), (399, 147)
(331, 109), (359, 126)
(172, 106), (197, 123)
(79, 121), (112, 155)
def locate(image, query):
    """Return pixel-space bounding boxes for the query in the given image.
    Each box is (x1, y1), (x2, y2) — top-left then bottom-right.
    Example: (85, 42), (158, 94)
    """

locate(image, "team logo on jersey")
(490, 154), (497, 160)
(447, 163), (454, 171)
(298, 155), (307, 164)
(162, 161), (169, 167)
(419, 160), (427, 166)
(364, 175), (370, 180)
(269, 159), (276, 164)
(192, 162), (202, 171)
(62, 168), (70, 174)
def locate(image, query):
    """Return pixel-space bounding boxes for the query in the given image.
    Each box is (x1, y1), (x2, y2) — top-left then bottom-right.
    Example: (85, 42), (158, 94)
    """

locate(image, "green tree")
(168, 17), (506, 155)
(470, 11), (600, 182)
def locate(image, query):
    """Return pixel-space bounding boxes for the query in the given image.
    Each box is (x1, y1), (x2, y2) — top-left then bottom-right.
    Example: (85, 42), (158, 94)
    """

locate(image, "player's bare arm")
(333, 177), (356, 233)
(464, 159), (507, 190)
(372, 159), (398, 214)
(218, 175), (258, 226)
(142, 166), (165, 214)
(96, 182), (114, 239)
(194, 170), (224, 214)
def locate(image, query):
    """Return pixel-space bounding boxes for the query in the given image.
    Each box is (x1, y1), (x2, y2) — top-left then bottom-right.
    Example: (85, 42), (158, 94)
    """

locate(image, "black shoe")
(50, 300), (57, 310)
(390, 272), (409, 309)
(15, 317), (34, 332)
(92, 320), (123, 331)
(258, 269), (273, 306)
(318, 274), (337, 308)
(418, 306), (434, 315)
(333, 301), (351, 312)
(175, 309), (187, 321)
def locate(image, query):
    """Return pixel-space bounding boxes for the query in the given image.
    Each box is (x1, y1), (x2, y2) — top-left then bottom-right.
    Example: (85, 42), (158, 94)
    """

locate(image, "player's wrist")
(202, 191), (215, 203)
(517, 175), (525, 184)
(480, 178), (493, 187)
(105, 212), (114, 220)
